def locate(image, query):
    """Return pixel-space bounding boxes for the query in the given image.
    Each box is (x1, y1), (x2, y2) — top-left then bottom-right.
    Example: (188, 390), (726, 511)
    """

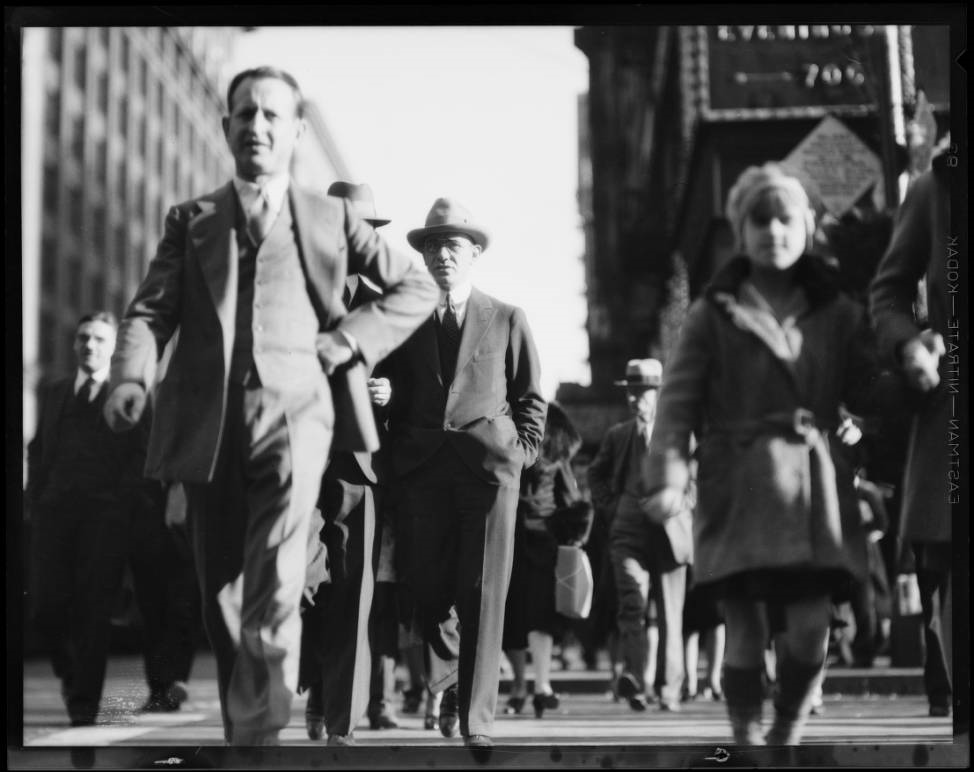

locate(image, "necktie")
(247, 188), (275, 244)
(441, 296), (461, 347)
(76, 377), (96, 406)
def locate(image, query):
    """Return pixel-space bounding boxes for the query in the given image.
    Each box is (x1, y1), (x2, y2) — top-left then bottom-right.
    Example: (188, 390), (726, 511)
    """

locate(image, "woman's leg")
(506, 648), (529, 698)
(766, 595), (831, 745)
(721, 599), (769, 745)
(528, 631), (555, 696)
(684, 630), (700, 699)
(706, 624), (726, 697)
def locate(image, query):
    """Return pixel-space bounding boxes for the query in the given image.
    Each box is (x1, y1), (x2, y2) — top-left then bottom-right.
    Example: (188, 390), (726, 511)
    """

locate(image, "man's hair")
(226, 66), (304, 117)
(77, 311), (118, 330)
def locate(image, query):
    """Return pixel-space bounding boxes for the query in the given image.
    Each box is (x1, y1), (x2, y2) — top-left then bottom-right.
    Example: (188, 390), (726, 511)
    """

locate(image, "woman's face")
(741, 188), (809, 271)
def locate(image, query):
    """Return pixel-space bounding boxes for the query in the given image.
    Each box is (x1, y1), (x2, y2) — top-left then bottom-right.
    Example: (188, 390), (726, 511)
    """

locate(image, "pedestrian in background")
(102, 66), (437, 745)
(27, 312), (151, 727)
(383, 197), (547, 748)
(502, 402), (593, 718)
(645, 163), (896, 745)
(589, 358), (693, 713)
(298, 181), (398, 745)
(869, 153), (953, 718)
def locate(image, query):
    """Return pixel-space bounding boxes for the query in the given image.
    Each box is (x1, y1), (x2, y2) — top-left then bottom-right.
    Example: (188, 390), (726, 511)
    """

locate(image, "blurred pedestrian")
(645, 163), (896, 745)
(869, 153), (953, 718)
(26, 312), (150, 726)
(102, 66), (437, 745)
(589, 358), (693, 713)
(502, 402), (593, 718)
(298, 181), (398, 745)
(383, 197), (547, 748)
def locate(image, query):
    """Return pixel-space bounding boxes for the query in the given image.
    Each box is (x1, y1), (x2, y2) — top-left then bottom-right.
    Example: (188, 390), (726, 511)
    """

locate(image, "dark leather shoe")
(929, 704), (951, 718)
(306, 716), (325, 741)
(327, 733), (354, 746)
(402, 687), (423, 714)
(627, 694), (649, 711)
(368, 710), (399, 730)
(141, 693), (179, 713)
(532, 692), (560, 718)
(70, 717), (95, 727)
(617, 674), (648, 711)
(503, 695), (526, 715)
(464, 734), (493, 748)
(439, 686), (460, 738)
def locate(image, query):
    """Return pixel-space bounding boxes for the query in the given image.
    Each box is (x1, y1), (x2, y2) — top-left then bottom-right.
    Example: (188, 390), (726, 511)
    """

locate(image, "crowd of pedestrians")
(25, 65), (954, 748)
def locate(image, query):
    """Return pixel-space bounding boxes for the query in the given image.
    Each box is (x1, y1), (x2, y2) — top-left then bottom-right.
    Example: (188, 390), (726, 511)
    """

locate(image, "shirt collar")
(438, 281), (472, 309)
(233, 174), (290, 215)
(75, 367), (108, 394)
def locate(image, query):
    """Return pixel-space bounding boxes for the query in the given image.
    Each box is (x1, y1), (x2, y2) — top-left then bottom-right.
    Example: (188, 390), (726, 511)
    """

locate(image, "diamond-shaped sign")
(781, 115), (883, 218)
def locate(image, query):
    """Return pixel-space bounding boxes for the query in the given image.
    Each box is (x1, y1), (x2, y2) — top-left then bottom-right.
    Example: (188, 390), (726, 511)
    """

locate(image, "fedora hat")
(614, 358), (663, 388)
(407, 197), (489, 252)
(327, 181), (391, 227)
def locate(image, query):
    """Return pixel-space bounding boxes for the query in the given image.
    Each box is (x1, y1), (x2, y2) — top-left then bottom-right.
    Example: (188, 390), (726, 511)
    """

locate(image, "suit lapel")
(189, 183), (237, 368)
(614, 421), (638, 492)
(454, 287), (496, 376)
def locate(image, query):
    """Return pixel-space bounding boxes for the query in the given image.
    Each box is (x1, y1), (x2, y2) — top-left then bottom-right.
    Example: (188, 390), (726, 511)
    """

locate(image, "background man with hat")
(298, 181), (399, 744)
(588, 358), (692, 712)
(382, 197), (547, 747)
(102, 67), (438, 746)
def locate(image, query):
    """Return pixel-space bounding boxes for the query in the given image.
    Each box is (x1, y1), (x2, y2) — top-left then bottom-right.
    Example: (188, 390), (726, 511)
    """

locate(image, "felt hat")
(327, 181), (390, 227)
(614, 358), (663, 388)
(407, 197), (489, 252)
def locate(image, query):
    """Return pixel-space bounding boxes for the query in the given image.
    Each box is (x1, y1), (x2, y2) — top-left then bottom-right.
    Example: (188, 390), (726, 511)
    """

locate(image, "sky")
(229, 26), (591, 399)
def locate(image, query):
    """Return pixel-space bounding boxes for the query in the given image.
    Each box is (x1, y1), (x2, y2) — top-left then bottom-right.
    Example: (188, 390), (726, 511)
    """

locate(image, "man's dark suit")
(27, 375), (151, 724)
(385, 286), (546, 737)
(588, 418), (693, 706)
(108, 181), (437, 744)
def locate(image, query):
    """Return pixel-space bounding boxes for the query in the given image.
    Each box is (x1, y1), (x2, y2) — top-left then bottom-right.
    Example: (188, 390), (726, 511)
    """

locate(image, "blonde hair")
(725, 163), (816, 254)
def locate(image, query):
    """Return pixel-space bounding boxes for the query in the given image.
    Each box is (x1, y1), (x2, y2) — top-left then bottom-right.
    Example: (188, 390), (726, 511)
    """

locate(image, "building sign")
(781, 115), (883, 217)
(693, 25), (881, 119)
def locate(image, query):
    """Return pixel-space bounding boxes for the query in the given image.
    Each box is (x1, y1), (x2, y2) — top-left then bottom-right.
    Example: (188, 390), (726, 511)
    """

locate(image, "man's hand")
(103, 382), (147, 431)
(367, 377), (391, 407)
(316, 331), (355, 376)
(641, 486), (686, 525)
(901, 329), (945, 392)
(164, 482), (187, 528)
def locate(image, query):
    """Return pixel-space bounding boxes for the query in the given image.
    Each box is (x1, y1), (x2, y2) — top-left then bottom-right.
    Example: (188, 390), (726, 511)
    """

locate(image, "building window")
(45, 89), (61, 138)
(119, 30), (129, 71)
(89, 273), (106, 309)
(67, 256), (83, 299)
(112, 288), (127, 319)
(69, 187), (83, 235)
(43, 163), (59, 214)
(157, 133), (166, 178)
(116, 158), (128, 203)
(96, 70), (109, 115)
(41, 232), (58, 290)
(114, 223), (127, 264)
(48, 27), (63, 64)
(118, 94), (128, 137)
(39, 309), (58, 367)
(99, 27), (110, 49)
(138, 115), (148, 157)
(73, 44), (86, 89)
(70, 113), (84, 162)
(93, 204), (107, 257)
(95, 139), (107, 191)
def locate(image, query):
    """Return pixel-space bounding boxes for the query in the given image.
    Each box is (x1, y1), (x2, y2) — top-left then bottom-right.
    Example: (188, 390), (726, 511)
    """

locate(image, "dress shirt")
(233, 174), (290, 220)
(636, 417), (654, 447)
(435, 282), (473, 327)
(74, 367), (109, 401)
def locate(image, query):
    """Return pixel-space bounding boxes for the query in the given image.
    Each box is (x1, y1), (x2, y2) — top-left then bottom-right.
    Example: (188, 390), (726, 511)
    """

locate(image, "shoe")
(682, 690), (698, 703)
(438, 686), (460, 738)
(617, 673), (648, 712)
(306, 716), (325, 741)
(929, 704), (951, 718)
(702, 686), (723, 701)
(326, 733), (354, 746)
(367, 710), (399, 730)
(141, 692), (179, 713)
(659, 699), (682, 713)
(810, 702), (826, 716)
(167, 681), (189, 707)
(503, 695), (527, 715)
(70, 717), (95, 727)
(532, 692), (560, 719)
(402, 686), (423, 714)
(464, 734), (493, 748)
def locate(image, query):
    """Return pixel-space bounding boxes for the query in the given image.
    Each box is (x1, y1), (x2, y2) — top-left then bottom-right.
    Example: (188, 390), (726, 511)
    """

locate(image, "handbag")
(554, 544), (594, 619)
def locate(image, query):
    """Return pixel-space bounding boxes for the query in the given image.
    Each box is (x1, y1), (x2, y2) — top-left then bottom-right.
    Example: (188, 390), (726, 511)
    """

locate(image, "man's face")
(626, 386), (659, 423)
(422, 233), (480, 292)
(222, 76), (305, 181)
(74, 320), (116, 375)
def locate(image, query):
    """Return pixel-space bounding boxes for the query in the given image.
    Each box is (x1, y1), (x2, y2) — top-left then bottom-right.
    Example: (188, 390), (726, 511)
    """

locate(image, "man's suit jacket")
(27, 377), (150, 505)
(109, 181), (438, 483)
(588, 417), (693, 566)
(384, 287), (546, 488)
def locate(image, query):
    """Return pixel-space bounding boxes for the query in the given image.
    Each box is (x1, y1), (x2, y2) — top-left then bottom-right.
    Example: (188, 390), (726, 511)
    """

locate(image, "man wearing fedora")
(382, 197), (546, 747)
(588, 359), (692, 712)
(298, 181), (399, 744)
(103, 67), (438, 746)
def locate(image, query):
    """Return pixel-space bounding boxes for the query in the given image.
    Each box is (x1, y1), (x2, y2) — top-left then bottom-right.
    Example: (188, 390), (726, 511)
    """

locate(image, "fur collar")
(704, 254), (842, 308)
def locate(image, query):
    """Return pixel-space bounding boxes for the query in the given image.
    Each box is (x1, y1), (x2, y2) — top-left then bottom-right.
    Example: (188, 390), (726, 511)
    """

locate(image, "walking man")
(103, 67), (438, 745)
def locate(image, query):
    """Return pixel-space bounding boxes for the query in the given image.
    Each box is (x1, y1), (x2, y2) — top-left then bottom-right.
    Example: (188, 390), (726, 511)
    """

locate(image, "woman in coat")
(644, 163), (892, 746)
(502, 402), (593, 718)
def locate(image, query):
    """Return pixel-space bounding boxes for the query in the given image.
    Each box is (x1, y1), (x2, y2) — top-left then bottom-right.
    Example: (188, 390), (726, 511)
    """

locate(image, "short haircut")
(226, 66), (304, 117)
(77, 311), (118, 330)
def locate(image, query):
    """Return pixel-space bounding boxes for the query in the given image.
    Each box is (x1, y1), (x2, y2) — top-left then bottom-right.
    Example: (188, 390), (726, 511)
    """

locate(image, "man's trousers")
(397, 445), (518, 737)
(185, 381), (331, 745)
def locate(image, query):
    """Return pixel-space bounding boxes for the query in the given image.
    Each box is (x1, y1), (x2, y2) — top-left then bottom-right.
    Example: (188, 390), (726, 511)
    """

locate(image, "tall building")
(21, 26), (350, 470)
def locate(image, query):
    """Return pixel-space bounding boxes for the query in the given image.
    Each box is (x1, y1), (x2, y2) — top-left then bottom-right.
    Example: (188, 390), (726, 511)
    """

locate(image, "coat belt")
(710, 408), (836, 443)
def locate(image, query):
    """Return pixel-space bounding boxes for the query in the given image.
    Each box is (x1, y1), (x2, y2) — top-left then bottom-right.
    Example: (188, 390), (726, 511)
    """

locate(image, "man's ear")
(221, 116), (230, 140)
(472, 244), (483, 260)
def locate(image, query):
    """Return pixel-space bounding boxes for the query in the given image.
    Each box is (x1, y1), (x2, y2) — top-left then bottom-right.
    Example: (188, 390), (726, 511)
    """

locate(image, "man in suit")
(103, 67), (438, 746)
(383, 197), (547, 748)
(27, 311), (153, 726)
(298, 181), (397, 745)
(588, 359), (692, 712)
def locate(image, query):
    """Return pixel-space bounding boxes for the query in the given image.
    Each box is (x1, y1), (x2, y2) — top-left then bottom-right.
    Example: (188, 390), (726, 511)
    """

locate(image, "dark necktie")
(441, 297), (461, 348)
(76, 377), (96, 406)
(247, 188), (275, 245)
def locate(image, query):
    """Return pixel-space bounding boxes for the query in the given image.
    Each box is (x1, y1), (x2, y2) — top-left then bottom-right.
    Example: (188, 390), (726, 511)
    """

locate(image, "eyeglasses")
(423, 237), (472, 255)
